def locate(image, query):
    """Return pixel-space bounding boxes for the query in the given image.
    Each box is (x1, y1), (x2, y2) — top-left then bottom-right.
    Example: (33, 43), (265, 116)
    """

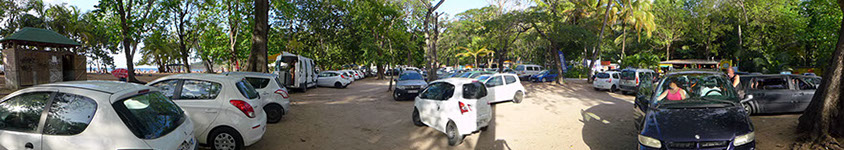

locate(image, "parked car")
(477, 73), (527, 103)
(592, 71), (621, 92)
(529, 70), (559, 82)
(514, 64), (544, 80)
(223, 72), (291, 123)
(619, 68), (657, 95)
(148, 74), (267, 150)
(456, 71), (495, 79)
(352, 70), (363, 80)
(275, 52), (317, 92)
(633, 71), (755, 150)
(740, 74), (817, 114)
(394, 71), (427, 100)
(317, 71), (351, 88)
(0, 81), (197, 150)
(411, 78), (492, 146)
(341, 70), (357, 82)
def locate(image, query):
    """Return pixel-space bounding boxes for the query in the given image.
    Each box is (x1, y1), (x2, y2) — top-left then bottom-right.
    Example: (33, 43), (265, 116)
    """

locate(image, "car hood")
(641, 106), (752, 142)
(397, 80), (427, 86)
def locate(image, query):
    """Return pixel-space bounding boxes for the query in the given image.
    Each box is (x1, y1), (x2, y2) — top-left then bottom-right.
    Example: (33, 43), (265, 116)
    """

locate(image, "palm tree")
(615, 0), (656, 61)
(456, 46), (494, 68)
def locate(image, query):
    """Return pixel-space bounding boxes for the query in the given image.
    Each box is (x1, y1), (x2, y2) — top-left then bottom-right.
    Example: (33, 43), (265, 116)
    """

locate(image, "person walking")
(726, 67), (744, 99)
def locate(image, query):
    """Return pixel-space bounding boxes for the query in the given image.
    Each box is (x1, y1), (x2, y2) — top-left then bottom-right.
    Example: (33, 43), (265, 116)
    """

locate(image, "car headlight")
(733, 132), (755, 146)
(638, 135), (662, 148)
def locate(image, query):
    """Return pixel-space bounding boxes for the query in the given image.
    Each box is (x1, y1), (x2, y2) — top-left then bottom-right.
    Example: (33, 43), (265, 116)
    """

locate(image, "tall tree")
(245, 0), (269, 73)
(100, 0), (158, 83)
(587, 0), (614, 83)
(420, 0), (445, 81)
(163, 0), (199, 73)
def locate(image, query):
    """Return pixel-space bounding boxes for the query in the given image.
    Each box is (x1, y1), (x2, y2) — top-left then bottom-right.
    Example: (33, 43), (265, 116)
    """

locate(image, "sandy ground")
(0, 73), (803, 149)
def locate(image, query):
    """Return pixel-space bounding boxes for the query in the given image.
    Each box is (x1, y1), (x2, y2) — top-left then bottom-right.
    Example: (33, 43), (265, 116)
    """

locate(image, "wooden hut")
(0, 27), (86, 89)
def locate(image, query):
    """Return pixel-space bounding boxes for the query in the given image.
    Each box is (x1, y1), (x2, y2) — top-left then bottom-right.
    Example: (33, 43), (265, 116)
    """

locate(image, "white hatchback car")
(317, 71), (352, 88)
(341, 70), (357, 82)
(0, 81), (196, 150)
(412, 78), (492, 146)
(477, 73), (527, 103)
(223, 72), (291, 123)
(148, 74), (267, 150)
(593, 71), (621, 92)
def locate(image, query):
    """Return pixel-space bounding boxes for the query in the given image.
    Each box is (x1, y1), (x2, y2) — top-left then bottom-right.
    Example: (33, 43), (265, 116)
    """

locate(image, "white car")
(341, 70), (357, 82)
(0, 81), (197, 150)
(593, 71), (621, 92)
(223, 72), (291, 123)
(317, 71), (352, 88)
(412, 78), (492, 146)
(148, 74), (267, 150)
(477, 73), (527, 103)
(514, 64), (544, 79)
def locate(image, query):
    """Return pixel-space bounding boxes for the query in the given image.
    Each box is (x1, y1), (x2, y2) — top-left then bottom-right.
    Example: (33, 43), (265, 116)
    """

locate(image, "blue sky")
(51, 0), (497, 68)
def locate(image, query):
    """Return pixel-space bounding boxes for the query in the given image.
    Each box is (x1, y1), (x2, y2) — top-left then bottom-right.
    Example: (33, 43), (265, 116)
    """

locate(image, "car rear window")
(113, 92), (185, 139)
(596, 73), (610, 78)
(245, 77), (271, 89)
(622, 71), (636, 80)
(463, 82), (488, 99)
(236, 80), (260, 99)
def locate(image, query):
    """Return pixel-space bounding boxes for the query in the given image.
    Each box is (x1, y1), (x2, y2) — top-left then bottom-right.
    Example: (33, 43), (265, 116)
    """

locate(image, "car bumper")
(240, 115), (267, 146)
(620, 85), (637, 92)
(394, 88), (421, 98)
(638, 141), (755, 150)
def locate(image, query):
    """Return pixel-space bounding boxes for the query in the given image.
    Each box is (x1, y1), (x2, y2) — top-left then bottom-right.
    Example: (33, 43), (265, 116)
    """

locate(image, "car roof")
(37, 80), (150, 94)
(664, 71), (724, 76)
(433, 78), (479, 85)
(222, 71), (277, 78)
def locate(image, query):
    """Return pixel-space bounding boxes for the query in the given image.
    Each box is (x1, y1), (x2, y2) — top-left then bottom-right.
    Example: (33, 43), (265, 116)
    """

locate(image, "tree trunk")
(792, 5), (844, 149)
(621, 23), (627, 61)
(228, 0), (240, 71)
(666, 42), (671, 61)
(588, 1), (614, 83)
(245, 0), (269, 73)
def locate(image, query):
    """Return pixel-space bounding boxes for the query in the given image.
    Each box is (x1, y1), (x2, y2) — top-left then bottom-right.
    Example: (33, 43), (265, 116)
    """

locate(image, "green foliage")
(620, 52), (661, 69)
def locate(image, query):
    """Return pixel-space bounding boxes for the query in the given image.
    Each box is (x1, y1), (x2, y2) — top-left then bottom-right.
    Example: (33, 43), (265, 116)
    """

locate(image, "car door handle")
(25, 142), (33, 149)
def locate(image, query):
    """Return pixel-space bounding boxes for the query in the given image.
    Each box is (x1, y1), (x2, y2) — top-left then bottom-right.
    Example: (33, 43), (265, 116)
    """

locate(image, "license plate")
(408, 90), (418, 93)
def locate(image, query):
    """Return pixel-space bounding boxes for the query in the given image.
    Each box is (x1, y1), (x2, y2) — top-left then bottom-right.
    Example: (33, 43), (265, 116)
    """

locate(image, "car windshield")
(653, 73), (740, 108)
(476, 75), (491, 81)
(399, 72), (423, 80)
(538, 70), (548, 74)
(113, 92), (185, 139)
(468, 72), (491, 78)
(596, 73), (610, 79)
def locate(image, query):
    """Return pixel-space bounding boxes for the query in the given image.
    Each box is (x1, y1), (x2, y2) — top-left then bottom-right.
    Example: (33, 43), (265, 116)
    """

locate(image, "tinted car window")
(621, 71), (635, 80)
(180, 80), (222, 99)
(505, 75), (517, 84)
(113, 92), (185, 139)
(43, 93), (97, 135)
(515, 65), (525, 71)
(151, 80), (180, 98)
(420, 82), (455, 100)
(236, 80), (260, 99)
(757, 78), (789, 90)
(463, 82), (488, 99)
(486, 76), (504, 87)
(611, 73), (619, 79)
(0, 92), (52, 132)
(245, 77), (271, 89)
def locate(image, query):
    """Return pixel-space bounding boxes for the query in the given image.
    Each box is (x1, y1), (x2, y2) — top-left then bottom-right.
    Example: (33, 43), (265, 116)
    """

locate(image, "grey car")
(393, 71), (427, 101)
(740, 74), (817, 114)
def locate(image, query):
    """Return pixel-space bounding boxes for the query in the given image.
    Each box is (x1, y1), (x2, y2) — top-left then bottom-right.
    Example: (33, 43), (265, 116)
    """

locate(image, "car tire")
(513, 91), (524, 103)
(594, 87), (600, 91)
(393, 90), (401, 101)
(446, 121), (464, 146)
(541, 78), (547, 82)
(412, 108), (425, 126)
(610, 85), (617, 93)
(209, 127), (244, 150)
(335, 82), (343, 88)
(265, 104), (284, 123)
(743, 101), (758, 115)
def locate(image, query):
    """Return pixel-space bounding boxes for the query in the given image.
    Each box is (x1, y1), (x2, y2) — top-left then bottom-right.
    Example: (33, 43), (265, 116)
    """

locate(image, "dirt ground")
(0, 73), (803, 149)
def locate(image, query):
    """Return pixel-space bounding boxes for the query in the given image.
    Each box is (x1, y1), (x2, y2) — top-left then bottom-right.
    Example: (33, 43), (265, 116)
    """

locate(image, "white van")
(514, 64), (544, 80)
(275, 52), (318, 92)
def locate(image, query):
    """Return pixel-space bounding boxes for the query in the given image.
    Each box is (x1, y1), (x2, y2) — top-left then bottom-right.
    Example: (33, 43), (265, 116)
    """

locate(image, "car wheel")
(301, 84), (308, 92)
(610, 85), (617, 93)
(446, 121), (464, 146)
(265, 104), (284, 123)
(743, 101), (757, 115)
(513, 91), (524, 103)
(335, 82), (343, 88)
(541, 78), (547, 82)
(393, 90), (401, 101)
(412, 108), (425, 126)
(209, 127), (243, 150)
(594, 87), (600, 91)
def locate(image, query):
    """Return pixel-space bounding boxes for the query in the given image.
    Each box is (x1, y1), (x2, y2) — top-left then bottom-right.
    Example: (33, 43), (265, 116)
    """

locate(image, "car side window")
(612, 73), (619, 79)
(43, 93), (97, 135)
(797, 78), (816, 90)
(245, 77), (271, 89)
(0, 92), (52, 133)
(179, 80), (223, 100)
(463, 82), (488, 99)
(150, 80), (180, 98)
(486, 76), (504, 87)
(420, 82), (455, 100)
(505, 75), (517, 84)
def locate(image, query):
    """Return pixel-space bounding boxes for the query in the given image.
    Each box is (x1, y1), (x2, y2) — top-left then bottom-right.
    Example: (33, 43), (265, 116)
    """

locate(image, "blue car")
(634, 71), (755, 150)
(529, 70), (558, 82)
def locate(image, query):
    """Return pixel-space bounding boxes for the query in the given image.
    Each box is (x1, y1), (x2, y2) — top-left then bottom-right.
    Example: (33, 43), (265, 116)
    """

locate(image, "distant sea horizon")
(87, 67), (204, 73)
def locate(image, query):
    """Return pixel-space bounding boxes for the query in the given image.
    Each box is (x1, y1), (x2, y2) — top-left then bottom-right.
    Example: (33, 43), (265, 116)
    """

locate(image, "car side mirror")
(741, 95), (754, 103)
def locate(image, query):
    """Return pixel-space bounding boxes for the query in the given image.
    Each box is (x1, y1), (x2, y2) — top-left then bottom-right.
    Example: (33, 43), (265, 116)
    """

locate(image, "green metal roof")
(0, 27), (81, 47)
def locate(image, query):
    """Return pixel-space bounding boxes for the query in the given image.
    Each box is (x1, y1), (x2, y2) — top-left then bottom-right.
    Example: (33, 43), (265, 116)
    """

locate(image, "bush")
(563, 66), (590, 78)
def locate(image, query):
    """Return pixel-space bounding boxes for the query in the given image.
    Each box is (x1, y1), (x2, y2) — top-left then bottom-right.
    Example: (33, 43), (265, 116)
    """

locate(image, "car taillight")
(341, 75), (346, 78)
(636, 77), (639, 84)
(608, 78), (612, 83)
(230, 100), (255, 118)
(459, 101), (471, 114)
(274, 89), (289, 98)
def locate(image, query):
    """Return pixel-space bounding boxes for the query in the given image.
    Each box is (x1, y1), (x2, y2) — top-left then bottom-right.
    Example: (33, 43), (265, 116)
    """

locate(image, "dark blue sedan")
(633, 71), (755, 150)
(529, 70), (558, 82)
